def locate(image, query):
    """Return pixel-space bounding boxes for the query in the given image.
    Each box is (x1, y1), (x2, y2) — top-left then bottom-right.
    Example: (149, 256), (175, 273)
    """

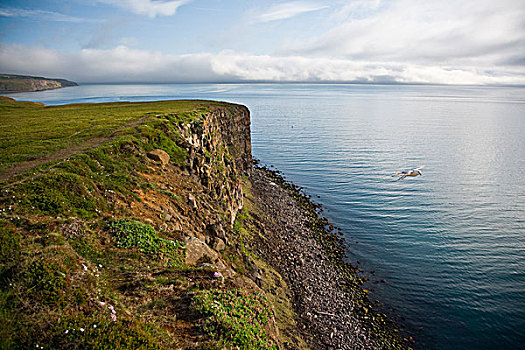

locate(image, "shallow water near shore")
(9, 83), (525, 349)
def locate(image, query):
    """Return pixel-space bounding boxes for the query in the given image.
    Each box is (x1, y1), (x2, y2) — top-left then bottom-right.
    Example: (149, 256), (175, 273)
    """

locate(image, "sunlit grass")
(0, 97), (230, 172)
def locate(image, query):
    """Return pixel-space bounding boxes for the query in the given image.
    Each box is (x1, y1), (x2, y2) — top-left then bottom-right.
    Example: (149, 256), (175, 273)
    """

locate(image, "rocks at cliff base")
(147, 149), (170, 166)
(185, 237), (218, 265)
(185, 236), (235, 278)
(248, 167), (387, 349)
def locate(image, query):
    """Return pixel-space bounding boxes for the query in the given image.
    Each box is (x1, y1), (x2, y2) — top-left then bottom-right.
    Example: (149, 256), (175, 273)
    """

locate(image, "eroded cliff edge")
(0, 99), (408, 349)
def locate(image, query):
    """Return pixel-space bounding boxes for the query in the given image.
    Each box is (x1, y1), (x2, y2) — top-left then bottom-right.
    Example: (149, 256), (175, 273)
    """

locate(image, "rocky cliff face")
(178, 105), (251, 225)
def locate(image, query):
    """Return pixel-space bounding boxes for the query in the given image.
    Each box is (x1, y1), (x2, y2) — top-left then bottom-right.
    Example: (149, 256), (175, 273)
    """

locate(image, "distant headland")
(0, 74), (78, 93)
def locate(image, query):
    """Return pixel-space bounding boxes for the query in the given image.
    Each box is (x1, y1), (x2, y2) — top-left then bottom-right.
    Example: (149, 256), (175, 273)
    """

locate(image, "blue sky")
(1, 0), (524, 84)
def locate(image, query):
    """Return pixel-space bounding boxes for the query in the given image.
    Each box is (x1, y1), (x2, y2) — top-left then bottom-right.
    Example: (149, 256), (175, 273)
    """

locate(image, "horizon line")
(74, 81), (525, 88)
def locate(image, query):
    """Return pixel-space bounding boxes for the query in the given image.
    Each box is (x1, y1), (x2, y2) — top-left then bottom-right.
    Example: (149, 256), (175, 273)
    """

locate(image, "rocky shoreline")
(241, 164), (408, 349)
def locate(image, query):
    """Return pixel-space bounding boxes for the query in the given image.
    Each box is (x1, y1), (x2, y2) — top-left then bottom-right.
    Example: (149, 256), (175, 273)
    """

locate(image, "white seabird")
(392, 165), (425, 180)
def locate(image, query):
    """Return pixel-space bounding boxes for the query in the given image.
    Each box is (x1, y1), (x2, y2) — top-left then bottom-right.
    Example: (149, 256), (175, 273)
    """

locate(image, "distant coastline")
(0, 74), (78, 93)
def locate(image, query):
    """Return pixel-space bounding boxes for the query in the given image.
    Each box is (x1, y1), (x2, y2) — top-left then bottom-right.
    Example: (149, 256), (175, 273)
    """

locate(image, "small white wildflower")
(98, 264), (103, 268)
(82, 264), (88, 271)
(93, 324), (97, 328)
(80, 328), (84, 332)
(65, 329), (69, 334)
(99, 301), (106, 306)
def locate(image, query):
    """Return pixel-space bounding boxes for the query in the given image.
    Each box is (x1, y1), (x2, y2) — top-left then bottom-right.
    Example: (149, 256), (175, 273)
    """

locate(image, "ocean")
(8, 83), (525, 349)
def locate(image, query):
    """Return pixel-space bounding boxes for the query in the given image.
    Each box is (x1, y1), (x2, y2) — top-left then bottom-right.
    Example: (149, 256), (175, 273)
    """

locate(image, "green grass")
(0, 99), (217, 218)
(0, 220), (20, 265)
(16, 173), (99, 218)
(0, 310), (164, 350)
(0, 97), (231, 172)
(193, 289), (277, 350)
(41, 318), (163, 350)
(109, 219), (185, 268)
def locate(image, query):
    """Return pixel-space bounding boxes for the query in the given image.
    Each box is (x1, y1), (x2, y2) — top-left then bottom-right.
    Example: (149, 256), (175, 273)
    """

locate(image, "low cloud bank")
(1, 44), (523, 85)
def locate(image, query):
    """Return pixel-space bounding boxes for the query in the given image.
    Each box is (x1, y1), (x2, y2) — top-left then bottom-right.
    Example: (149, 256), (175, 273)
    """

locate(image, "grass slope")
(0, 97), (227, 175)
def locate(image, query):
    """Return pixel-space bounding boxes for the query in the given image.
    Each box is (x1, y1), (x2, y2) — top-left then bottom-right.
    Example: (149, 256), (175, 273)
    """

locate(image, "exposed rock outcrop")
(147, 149), (170, 166)
(177, 105), (251, 225)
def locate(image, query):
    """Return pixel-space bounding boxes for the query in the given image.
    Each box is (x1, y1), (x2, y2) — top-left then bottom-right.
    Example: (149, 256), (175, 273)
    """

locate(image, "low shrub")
(193, 289), (277, 349)
(108, 219), (185, 267)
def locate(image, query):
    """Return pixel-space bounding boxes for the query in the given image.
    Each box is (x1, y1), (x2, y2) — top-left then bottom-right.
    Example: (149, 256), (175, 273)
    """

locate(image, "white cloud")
(0, 7), (98, 22)
(1, 44), (523, 85)
(285, 0), (525, 67)
(253, 1), (328, 23)
(99, 0), (192, 18)
(210, 51), (525, 85)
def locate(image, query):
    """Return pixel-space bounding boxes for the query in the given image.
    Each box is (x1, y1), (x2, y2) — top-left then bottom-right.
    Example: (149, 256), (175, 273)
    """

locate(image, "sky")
(0, 0), (524, 85)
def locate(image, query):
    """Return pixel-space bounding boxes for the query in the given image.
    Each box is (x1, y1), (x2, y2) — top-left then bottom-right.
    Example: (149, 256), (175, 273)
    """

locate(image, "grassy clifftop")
(0, 74), (78, 93)
(0, 97), (229, 176)
(0, 97), (274, 349)
(0, 98), (409, 349)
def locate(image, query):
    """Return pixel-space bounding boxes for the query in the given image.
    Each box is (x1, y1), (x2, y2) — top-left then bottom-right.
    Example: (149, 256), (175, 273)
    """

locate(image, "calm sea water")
(9, 84), (525, 349)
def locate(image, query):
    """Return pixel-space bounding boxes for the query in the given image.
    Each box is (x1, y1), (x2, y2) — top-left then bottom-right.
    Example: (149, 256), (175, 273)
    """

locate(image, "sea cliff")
(0, 97), (408, 349)
(0, 74), (78, 93)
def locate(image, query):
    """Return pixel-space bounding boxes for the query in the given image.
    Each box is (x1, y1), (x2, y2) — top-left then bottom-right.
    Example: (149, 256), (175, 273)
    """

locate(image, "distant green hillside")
(0, 74), (78, 93)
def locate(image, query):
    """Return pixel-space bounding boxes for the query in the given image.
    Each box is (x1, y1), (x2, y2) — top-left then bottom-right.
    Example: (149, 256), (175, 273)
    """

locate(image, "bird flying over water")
(392, 165), (425, 180)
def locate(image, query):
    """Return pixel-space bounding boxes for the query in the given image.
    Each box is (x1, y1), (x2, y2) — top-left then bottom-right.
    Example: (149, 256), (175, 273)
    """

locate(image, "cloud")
(0, 7), (98, 23)
(0, 44), (220, 83)
(1, 44), (523, 85)
(252, 1), (328, 23)
(209, 51), (525, 85)
(284, 0), (525, 67)
(98, 0), (192, 18)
